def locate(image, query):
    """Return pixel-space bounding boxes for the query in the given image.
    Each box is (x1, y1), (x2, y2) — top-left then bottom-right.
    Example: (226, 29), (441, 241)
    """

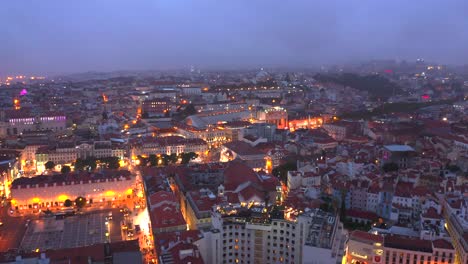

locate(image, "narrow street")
(127, 164), (155, 263)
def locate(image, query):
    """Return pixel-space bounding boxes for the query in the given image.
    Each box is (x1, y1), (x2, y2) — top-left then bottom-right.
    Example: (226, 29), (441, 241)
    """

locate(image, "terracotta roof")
(421, 207), (442, 219)
(223, 141), (264, 156)
(223, 161), (259, 190)
(384, 235), (433, 253)
(432, 239), (454, 250)
(149, 191), (178, 206)
(349, 230), (383, 244)
(154, 230), (203, 255)
(188, 191), (222, 212)
(150, 204), (186, 229)
(238, 185), (263, 202)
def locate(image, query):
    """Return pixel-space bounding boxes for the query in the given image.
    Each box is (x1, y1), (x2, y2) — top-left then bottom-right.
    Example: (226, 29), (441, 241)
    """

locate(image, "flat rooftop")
(20, 209), (123, 252)
(384, 145), (415, 152)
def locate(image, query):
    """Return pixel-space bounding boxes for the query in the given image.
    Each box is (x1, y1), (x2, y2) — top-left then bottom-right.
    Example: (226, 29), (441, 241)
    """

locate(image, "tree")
(447, 165), (460, 173)
(74, 157), (97, 171)
(136, 155), (148, 166)
(169, 153), (178, 164)
(74, 158), (85, 171)
(340, 191), (347, 220)
(272, 162), (297, 183)
(382, 162), (399, 173)
(148, 154), (157, 167)
(101, 156), (120, 169)
(61, 165), (71, 174)
(161, 154), (170, 166)
(320, 202), (332, 212)
(75, 196), (87, 209)
(183, 104), (197, 116)
(64, 199), (73, 207)
(180, 152), (198, 164)
(45, 161), (55, 170)
(86, 157), (98, 171)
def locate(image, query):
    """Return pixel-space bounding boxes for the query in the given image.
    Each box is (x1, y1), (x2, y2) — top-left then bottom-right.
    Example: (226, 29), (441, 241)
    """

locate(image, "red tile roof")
(154, 230), (204, 255)
(432, 239), (454, 250)
(150, 204), (186, 229)
(349, 230), (383, 244)
(421, 207), (442, 219)
(384, 235), (432, 253)
(346, 209), (379, 221)
(238, 185), (263, 202)
(223, 141), (264, 156)
(149, 191), (177, 206)
(223, 161), (259, 191)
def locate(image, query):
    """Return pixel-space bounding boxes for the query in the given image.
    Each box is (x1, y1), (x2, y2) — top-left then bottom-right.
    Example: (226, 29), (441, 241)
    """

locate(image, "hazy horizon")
(2, 0), (468, 76)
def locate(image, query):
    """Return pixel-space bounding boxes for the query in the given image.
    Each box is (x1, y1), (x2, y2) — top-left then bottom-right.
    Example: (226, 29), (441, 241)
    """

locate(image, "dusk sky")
(1, 0), (468, 75)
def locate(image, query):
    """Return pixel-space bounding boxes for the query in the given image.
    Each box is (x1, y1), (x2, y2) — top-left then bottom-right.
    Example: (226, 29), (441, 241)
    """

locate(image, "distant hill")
(314, 73), (403, 99)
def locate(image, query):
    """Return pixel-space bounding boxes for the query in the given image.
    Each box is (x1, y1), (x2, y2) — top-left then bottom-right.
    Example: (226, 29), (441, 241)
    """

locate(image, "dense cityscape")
(2, 1), (468, 264)
(0, 60), (466, 264)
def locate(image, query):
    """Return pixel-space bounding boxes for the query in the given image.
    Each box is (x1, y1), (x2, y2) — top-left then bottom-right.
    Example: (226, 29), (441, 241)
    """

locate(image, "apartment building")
(346, 231), (455, 264)
(199, 206), (343, 264)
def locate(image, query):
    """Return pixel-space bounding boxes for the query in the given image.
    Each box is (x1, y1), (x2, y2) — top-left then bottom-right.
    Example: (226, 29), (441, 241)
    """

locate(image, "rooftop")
(384, 145), (415, 152)
(223, 141), (264, 156)
(384, 235), (433, 253)
(349, 230), (383, 244)
(11, 170), (132, 189)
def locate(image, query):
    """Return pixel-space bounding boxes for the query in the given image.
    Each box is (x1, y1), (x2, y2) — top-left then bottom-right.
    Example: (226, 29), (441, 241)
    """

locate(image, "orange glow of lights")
(105, 191), (115, 196)
(126, 189), (133, 195)
(32, 197), (40, 203)
(135, 159), (141, 166)
(119, 160), (125, 167)
(58, 195), (68, 201)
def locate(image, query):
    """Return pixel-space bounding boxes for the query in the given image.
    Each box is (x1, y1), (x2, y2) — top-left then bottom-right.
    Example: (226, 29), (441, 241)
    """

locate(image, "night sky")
(1, 0), (468, 75)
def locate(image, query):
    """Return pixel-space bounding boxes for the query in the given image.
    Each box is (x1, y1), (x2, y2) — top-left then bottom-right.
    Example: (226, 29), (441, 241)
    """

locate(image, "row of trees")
(44, 156), (121, 173)
(137, 152), (198, 167)
(75, 156), (120, 171)
(63, 196), (87, 208)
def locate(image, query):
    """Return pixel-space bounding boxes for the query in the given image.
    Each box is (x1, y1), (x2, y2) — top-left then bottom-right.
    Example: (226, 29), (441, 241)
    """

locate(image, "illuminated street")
(0, 205), (28, 252)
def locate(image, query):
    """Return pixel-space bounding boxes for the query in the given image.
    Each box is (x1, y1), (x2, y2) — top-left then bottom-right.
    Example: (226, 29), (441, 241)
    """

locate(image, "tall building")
(198, 206), (344, 264)
(345, 230), (456, 264)
(444, 196), (468, 264)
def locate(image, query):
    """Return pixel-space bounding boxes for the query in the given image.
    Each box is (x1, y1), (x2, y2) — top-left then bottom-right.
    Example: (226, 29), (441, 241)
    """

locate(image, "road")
(0, 205), (27, 252)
